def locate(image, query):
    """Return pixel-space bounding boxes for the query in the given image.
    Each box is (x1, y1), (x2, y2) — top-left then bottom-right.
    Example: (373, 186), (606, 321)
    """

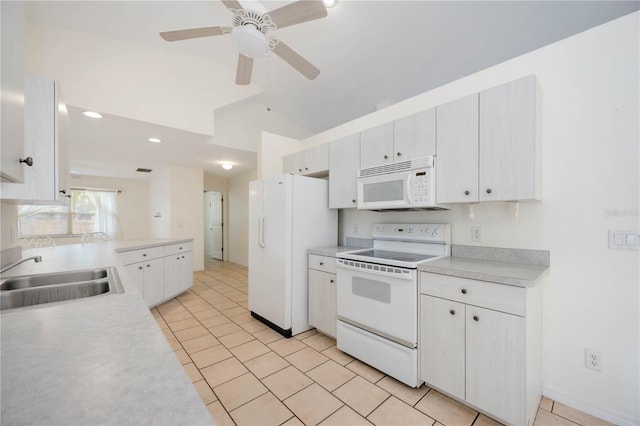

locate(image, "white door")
(204, 191), (223, 260)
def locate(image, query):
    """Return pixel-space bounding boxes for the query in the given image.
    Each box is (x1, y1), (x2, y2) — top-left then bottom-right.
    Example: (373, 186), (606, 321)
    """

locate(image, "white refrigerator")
(249, 174), (337, 337)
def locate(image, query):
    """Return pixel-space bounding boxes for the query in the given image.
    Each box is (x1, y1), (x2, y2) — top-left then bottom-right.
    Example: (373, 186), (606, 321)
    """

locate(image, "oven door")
(336, 260), (418, 348)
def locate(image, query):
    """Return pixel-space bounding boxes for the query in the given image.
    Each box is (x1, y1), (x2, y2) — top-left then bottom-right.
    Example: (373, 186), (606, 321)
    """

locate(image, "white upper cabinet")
(436, 94), (479, 203)
(436, 75), (542, 203)
(479, 75), (541, 202)
(394, 108), (436, 161)
(0, 1), (26, 183)
(329, 133), (360, 209)
(360, 122), (394, 169)
(283, 144), (329, 177)
(1, 75), (70, 204)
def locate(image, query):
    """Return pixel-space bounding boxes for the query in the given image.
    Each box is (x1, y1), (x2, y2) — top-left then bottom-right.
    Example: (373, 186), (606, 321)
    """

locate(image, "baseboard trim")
(543, 385), (638, 426)
(251, 311), (292, 338)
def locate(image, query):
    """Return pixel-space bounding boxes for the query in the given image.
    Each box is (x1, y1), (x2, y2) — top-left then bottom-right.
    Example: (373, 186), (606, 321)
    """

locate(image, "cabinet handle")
(330, 279), (334, 283)
(66, 195), (71, 198)
(449, 309), (455, 315)
(181, 256), (185, 259)
(146, 264), (151, 267)
(319, 262), (324, 266)
(397, 152), (402, 157)
(464, 190), (470, 196)
(352, 199), (356, 203)
(142, 253), (147, 257)
(298, 168), (302, 172)
(176, 257), (180, 260)
(138, 266), (143, 270)
(486, 188), (492, 194)
(19, 157), (33, 167)
(179, 247), (182, 250)
(305, 167), (309, 171)
(383, 155), (389, 159)
(473, 315), (479, 322)
(59, 189), (66, 194)
(461, 288), (467, 295)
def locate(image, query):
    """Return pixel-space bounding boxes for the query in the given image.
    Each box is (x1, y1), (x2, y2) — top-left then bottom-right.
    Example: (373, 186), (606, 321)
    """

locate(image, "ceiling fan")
(160, 0), (328, 85)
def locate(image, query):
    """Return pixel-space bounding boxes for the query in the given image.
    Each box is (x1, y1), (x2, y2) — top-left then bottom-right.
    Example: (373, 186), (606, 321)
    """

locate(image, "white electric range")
(336, 223), (450, 387)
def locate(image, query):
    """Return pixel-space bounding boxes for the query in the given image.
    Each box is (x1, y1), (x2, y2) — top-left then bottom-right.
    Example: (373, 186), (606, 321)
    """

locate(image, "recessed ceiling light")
(222, 163), (233, 170)
(83, 111), (103, 119)
(148, 137), (161, 143)
(323, 0), (338, 8)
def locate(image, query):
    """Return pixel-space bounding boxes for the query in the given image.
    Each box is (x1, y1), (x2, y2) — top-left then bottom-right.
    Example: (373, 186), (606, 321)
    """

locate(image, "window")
(18, 189), (120, 238)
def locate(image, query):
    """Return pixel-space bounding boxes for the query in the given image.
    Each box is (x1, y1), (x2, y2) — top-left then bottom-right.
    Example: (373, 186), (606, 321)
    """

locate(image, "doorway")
(204, 191), (223, 260)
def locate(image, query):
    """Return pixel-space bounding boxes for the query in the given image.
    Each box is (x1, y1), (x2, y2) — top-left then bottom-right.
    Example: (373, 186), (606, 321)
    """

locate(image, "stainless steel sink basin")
(0, 267), (124, 310)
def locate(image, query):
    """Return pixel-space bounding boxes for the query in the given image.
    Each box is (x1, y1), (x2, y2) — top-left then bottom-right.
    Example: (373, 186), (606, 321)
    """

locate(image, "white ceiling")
(25, 0), (639, 180)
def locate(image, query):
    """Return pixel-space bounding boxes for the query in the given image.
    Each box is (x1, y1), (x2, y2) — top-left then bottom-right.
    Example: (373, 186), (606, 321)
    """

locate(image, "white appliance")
(336, 223), (450, 387)
(249, 174), (337, 337)
(357, 156), (449, 211)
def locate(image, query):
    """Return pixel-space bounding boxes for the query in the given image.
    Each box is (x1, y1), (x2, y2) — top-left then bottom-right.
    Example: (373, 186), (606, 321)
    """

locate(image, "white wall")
(70, 175), (150, 240)
(300, 13), (640, 426)
(226, 169), (256, 266)
(149, 166), (205, 271)
(258, 131), (302, 179)
(0, 202), (18, 250)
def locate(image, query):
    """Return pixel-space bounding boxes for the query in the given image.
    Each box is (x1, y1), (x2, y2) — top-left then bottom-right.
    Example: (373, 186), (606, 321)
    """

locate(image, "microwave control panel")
(412, 170), (433, 205)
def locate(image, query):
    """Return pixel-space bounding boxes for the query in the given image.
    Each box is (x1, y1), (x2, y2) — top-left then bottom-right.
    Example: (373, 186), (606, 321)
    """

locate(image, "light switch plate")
(609, 230), (640, 250)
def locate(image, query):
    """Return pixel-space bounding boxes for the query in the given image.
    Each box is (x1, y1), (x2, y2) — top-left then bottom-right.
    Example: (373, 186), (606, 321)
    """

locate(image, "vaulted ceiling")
(24, 1), (639, 179)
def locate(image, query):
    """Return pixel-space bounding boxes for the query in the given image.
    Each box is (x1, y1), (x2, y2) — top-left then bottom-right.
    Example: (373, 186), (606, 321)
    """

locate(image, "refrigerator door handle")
(258, 215), (265, 248)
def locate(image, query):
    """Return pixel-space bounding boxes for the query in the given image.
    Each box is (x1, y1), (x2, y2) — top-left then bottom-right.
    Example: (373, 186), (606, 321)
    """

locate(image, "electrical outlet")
(471, 226), (483, 242)
(585, 348), (603, 372)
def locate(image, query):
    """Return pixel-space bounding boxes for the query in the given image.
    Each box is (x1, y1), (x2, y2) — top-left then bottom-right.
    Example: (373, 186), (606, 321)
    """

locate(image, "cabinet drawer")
(119, 246), (165, 265)
(420, 272), (525, 316)
(164, 241), (193, 256)
(309, 254), (336, 274)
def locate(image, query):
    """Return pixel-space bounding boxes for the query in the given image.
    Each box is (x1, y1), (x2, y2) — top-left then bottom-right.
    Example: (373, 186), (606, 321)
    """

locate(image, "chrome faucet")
(0, 256), (43, 274)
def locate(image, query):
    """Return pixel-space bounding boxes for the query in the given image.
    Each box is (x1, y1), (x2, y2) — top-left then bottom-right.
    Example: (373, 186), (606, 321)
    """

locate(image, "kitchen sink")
(0, 267), (124, 310)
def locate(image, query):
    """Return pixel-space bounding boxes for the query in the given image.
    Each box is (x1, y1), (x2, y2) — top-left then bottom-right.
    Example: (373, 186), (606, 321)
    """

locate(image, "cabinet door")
(394, 109), (436, 161)
(163, 255), (181, 299)
(479, 75), (540, 202)
(308, 269), (336, 338)
(283, 151), (304, 174)
(0, 1), (25, 183)
(420, 295), (465, 400)
(180, 251), (194, 291)
(436, 93), (479, 203)
(124, 263), (144, 299)
(360, 122), (394, 169)
(329, 133), (360, 209)
(143, 257), (164, 307)
(466, 305), (525, 426)
(304, 144), (329, 176)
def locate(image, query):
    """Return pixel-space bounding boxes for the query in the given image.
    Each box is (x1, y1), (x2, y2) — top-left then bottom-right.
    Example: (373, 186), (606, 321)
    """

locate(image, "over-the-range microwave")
(356, 156), (449, 211)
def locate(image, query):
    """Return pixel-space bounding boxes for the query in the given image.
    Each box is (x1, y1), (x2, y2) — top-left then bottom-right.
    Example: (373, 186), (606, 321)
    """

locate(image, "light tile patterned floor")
(151, 259), (613, 426)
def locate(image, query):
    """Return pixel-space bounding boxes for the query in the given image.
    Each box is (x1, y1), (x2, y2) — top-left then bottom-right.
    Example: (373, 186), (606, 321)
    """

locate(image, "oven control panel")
(372, 223), (450, 243)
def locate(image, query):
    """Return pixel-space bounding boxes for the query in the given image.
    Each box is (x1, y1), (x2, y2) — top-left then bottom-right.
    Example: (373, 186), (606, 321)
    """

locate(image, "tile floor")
(151, 259), (613, 426)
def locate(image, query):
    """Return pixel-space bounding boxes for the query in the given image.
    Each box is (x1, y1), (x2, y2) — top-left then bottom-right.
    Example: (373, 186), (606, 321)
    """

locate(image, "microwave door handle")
(406, 174), (413, 204)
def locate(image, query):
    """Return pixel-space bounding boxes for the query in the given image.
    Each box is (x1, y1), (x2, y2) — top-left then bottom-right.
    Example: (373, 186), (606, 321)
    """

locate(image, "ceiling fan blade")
(267, 0), (327, 29)
(236, 54), (254, 85)
(221, 0), (244, 11)
(160, 26), (227, 42)
(272, 40), (320, 80)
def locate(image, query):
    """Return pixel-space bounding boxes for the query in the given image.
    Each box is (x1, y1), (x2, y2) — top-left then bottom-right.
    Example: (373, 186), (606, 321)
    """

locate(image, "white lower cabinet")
(124, 258), (164, 307)
(308, 254), (337, 338)
(119, 241), (193, 308)
(420, 272), (541, 426)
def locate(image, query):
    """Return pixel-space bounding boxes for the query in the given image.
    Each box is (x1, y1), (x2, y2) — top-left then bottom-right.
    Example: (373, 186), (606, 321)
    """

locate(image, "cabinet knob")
(449, 309), (455, 315)
(176, 257), (180, 260)
(19, 157), (33, 167)
(138, 266), (143, 270)
(464, 190), (470, 196)
(142, 253), (147, 257)
(146, 264), (151, 267)
(383, 155), (389, 159)
(473, 315), (479, 322)
(397, 152), (402, 157)
(486, 188), (492, 194)
(66, 194), (71, 198)
(461, 288), (467, 295)
(305, 167), (309, 171)
(298, 168), (302, 172)
(352, 199), (356, 203)
(330, 279), (334, 283)
(319, 262), (324, 266)
(181, 256), (185, 259)
(59, 189), (66, 194)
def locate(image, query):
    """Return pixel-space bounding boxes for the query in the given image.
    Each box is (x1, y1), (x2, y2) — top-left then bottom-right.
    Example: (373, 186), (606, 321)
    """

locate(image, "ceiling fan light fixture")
(222, 162), (233, 170)
(231, 25), (267, 59)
